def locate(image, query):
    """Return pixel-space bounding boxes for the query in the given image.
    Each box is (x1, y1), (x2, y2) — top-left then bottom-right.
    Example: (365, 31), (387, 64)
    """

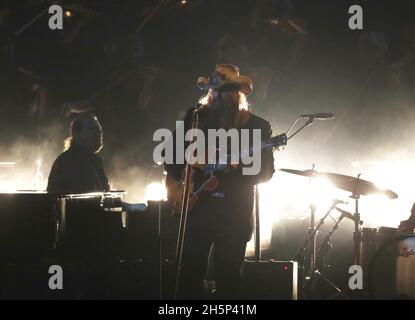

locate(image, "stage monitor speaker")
(241, 260), (298, 300)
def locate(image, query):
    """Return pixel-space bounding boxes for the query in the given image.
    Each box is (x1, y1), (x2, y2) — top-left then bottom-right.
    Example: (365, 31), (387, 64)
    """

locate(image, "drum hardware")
(316, 207), (360, 259)
(283, 166), (343, 298)
(286, 165), (332, 270)
(368, 233), (415, 299)
(351, 176), (362, 266)
(279, 164), (318, 274)
(280, 168), (398, 268)
(310, 270), (350, 300)
(279, 169), (398, 199)
(359, 227), (378, 285)
(281, 167), (398, 299)
(314, 208), (363, 300)
(343, 173), (396, 266)
(291, 198), (351, 299)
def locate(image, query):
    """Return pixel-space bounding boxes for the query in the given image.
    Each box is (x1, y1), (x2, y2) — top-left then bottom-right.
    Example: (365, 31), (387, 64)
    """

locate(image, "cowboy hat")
(197, 64), (253, 95)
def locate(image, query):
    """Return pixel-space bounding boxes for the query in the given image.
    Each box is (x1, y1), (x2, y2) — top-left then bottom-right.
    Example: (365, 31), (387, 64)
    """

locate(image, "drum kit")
(278, 167), (404, 299)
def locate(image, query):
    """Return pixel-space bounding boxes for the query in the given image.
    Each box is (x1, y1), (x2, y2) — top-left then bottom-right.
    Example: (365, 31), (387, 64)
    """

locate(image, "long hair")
(199, 89), (249, 110)
(198, 89), (250, 127)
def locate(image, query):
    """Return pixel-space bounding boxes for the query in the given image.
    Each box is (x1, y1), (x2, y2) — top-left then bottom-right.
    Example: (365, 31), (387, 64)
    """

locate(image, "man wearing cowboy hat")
(165, 64), (275, 299)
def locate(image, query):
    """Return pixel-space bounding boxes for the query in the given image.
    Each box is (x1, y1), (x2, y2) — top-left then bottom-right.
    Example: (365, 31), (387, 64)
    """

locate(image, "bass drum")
(360, 228), (378, 283)
(369, 234), (415, 299)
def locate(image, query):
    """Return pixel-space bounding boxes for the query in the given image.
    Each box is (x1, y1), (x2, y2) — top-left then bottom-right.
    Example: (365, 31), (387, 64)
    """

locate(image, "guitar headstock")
(270, 133), (287, 148)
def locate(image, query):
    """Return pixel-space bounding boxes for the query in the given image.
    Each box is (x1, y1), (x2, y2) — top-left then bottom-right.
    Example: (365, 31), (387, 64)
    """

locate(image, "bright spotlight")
(350, 159), (414, 227)
(0, 162), (15, 167)
(145, 182), (167, 202)
(0, 180), (16, 192)
(64, 10), (73, 18)
(309, 178), (336, 211)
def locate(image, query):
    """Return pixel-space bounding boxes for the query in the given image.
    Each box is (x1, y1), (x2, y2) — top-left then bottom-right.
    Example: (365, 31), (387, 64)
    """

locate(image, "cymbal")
(279, 168), (398, 199)
(279, 168), (318, 178)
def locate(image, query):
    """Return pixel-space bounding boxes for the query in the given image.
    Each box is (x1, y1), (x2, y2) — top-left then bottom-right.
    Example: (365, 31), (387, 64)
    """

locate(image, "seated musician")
(165, 64), (275, 299)
(47, 113), (148, 216)
(398, 202), (415, 234)
(47, 113), (109, 194)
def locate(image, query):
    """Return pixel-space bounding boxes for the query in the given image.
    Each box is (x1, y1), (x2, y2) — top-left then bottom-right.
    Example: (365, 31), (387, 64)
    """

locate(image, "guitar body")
(166, 175), (198, 215)
(165, 133), (287, 215)
(166, 172), (219, 215)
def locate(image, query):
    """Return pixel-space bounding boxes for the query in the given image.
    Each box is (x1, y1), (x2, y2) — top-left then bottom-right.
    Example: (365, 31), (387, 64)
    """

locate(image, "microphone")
(300, 113), (334, 120)
(335, 207), (364, 225)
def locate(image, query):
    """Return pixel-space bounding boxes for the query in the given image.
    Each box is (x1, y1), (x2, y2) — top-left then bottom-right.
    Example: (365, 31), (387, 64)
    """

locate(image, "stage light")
(144, 182), (167, 202)
(0, 180), (16, 192)
(246, 170), (345, 255)
(351, 159), (414, 228)
(180, 0), (188, 6)
(0, 162), (15, 167)
(308, 177), (338, 213)
(64, 11), (72, 18)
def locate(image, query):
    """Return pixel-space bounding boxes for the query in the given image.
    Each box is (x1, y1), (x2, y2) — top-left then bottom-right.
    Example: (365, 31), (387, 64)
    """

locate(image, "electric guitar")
(166, 133), (287, 215)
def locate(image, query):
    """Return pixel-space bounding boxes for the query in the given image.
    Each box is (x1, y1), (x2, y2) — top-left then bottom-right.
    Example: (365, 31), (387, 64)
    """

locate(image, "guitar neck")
(203, 134), (286, 175)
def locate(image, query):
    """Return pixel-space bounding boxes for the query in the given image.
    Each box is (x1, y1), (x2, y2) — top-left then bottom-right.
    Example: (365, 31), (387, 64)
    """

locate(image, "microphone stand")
(286, 116), (314, 140)
(173, 104), (200, 300)
(158, 170), (167, 300)
(253, 115), (321, 263)
(254, 185), (261, 261)
(286, 113), (333, 140)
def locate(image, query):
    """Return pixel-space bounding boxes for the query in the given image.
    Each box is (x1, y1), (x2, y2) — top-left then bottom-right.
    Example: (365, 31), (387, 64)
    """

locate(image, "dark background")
(1, 0), (415, 299)
(1, 0), (415, 232)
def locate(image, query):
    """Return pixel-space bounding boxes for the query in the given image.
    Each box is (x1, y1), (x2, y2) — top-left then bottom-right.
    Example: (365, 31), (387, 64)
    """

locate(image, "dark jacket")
(47, 143), (109, 194)
(165, 106), (275, 241)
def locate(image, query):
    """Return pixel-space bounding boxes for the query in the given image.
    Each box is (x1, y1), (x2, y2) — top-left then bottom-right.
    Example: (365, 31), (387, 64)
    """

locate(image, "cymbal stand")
(351, 174), (362, 266)
(309, 164), (316, 273)
(292, 200), (338, 271)
(316, 211), (344, 259)
(292, 163), (318, 273)
(313, 212), (351, 300)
